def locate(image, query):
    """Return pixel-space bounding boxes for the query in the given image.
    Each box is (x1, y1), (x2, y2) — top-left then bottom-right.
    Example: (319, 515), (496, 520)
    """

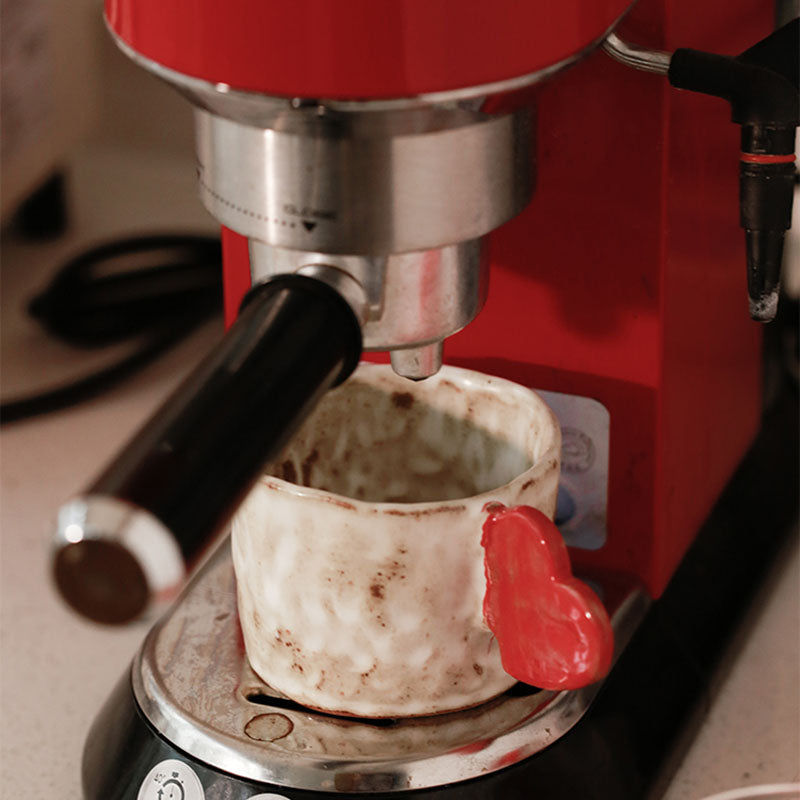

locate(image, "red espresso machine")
(51, 0), (797, 797)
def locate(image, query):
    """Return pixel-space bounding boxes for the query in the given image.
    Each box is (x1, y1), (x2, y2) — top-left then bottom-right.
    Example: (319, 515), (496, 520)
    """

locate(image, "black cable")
(0, 234), (223, 425)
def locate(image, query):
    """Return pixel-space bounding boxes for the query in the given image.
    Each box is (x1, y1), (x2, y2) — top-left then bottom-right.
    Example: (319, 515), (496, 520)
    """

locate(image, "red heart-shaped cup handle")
(480, 503), (614, 691)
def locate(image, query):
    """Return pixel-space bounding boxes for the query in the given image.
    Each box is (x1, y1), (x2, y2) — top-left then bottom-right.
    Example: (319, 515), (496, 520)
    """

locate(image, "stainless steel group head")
(193, 99), (532, 378)
(114, 30), (535, 378)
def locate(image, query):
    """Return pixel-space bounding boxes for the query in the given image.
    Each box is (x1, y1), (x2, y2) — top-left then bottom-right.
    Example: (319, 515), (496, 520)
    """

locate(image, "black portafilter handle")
(667, 17), (799, 322)
(53, 274), (362, 624)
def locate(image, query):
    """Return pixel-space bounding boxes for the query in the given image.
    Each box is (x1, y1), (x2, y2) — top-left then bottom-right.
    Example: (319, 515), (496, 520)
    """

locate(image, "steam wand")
(604, 18), (799, 321)
(53, 273), (363, 624)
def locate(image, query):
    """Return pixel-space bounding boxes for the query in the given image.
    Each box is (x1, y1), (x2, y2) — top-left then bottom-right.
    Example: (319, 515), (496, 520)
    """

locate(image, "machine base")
(83, 388), (798, 799)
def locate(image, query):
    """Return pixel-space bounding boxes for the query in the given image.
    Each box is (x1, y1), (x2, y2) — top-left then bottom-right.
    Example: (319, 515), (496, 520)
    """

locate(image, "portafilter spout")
(53, 272), (363, 624)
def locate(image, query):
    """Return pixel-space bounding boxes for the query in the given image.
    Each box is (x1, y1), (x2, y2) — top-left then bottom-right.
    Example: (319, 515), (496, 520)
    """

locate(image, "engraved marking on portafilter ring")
(194, 107), (532, 255)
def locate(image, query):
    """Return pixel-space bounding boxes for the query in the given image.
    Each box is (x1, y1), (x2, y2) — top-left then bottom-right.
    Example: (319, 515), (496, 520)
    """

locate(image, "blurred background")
(1, 5), (224, 796)
(1, 0), (194, 219)
(1, 0), (222, 416)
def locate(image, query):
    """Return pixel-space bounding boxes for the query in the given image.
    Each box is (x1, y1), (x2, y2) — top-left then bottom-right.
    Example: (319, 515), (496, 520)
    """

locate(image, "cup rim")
(258, 363), (561, 514)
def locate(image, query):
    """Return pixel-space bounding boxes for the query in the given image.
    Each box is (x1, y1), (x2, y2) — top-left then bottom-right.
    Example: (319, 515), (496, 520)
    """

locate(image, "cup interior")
(268, 366), (554, 504)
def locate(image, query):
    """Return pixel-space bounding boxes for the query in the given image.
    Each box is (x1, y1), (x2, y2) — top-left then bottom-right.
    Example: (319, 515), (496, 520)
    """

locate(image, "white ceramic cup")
(232, 363), (561, 718)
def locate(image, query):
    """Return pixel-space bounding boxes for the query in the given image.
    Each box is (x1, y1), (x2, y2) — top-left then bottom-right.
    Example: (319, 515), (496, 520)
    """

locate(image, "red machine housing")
(108, 0), (765, 599)
(106, 0), (630, 98)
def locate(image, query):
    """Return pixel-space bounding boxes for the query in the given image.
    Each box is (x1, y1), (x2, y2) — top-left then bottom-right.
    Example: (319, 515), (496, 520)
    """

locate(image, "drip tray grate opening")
(240, 679), (544, 730)
(243, 690), (401, 728)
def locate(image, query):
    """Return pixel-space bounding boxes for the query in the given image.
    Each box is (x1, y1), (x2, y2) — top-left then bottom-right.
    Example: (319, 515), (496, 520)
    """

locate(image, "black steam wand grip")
(54, 274), (362, 624)
(667, 18), (799, 321)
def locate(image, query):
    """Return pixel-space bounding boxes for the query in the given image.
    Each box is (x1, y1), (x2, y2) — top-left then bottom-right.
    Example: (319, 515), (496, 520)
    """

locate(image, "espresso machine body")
(214, 0), (768, 598)
(56, 0), (797, 796)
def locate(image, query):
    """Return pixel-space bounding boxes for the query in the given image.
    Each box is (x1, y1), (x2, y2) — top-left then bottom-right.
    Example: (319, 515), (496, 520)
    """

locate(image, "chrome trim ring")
(195, 108), (531, 254)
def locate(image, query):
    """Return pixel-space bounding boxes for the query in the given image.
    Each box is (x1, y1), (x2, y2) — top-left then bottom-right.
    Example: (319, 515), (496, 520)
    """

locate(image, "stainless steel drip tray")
(133, 537), (649, 793)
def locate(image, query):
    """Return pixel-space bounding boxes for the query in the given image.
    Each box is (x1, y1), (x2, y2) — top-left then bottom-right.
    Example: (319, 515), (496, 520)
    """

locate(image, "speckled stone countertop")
(1, 146), (797, 799)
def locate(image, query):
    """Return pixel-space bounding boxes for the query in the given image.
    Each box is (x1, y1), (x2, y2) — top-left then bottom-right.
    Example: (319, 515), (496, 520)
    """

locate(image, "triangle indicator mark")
(302, 220), (317, 232)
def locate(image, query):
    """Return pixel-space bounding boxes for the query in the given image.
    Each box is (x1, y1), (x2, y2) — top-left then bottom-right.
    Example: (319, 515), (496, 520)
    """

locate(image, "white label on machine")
(538, 390), (610, 551)
(137, 759), (205, 800)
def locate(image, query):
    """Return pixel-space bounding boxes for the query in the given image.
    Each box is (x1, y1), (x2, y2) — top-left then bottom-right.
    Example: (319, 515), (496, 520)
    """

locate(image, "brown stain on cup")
(391, 391), (415, 409)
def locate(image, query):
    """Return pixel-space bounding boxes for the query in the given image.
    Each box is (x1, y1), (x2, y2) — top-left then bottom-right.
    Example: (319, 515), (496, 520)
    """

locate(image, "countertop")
(1, 145), (798, 799)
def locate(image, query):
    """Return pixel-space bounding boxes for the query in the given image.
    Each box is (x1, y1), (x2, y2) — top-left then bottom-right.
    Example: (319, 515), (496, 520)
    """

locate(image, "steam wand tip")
(746, 229), (784, 322)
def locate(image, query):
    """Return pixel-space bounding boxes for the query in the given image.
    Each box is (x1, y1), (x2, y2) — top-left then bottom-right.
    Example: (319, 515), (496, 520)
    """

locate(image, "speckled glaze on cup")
(231, 364), (561, 718)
